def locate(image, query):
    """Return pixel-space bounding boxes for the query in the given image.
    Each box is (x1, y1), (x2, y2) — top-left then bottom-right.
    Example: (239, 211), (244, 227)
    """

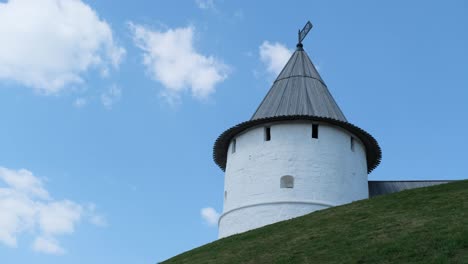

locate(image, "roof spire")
(250, 44), (347, 122)
(297, 21), (313, 49)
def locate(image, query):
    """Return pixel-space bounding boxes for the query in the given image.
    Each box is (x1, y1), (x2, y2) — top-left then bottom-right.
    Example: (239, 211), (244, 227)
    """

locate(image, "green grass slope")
(162, 180), (468, 264)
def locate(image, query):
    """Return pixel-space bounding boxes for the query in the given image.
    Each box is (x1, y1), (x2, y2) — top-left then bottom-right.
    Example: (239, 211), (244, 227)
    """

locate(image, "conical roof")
(213, 43), (381, 173)
(252, 45), (346, 121)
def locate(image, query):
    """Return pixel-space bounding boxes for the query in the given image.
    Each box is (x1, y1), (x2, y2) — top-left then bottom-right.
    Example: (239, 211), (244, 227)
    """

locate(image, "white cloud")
(101, 85), (122, 109)
(200, 207), (220, 226)
(0, 168), (49, 200)
(38, 201), (82, 236)
(32, 236), (65, 255)
(89, 214), (107, 227)
(129, 23), (229, 101)
(0, 166), (105, 255)
(0, 189), (36, 247)
(86, 203), (107, 227)
(259, 41), (293, 76)
(195, 0), (215, 10)
(73, 98), (88, 108)
(0, 0), (125, 94)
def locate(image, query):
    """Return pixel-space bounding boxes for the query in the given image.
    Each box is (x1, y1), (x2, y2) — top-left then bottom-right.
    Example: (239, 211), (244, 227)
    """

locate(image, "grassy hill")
(162, 180), (468, 264)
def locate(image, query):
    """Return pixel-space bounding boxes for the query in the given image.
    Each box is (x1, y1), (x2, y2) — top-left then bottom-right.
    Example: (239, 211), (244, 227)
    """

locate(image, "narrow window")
(312, 124), (319, 139)
(350, 137), (355, 152)
(264, 127), (271, 141)
(280, 175), (294, 189)
(231, 139), (236, 153)
(224, 191), (227, 200)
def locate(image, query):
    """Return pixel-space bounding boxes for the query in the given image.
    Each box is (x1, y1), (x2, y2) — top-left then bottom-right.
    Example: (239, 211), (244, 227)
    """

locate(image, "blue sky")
(0, 0), (467, 263)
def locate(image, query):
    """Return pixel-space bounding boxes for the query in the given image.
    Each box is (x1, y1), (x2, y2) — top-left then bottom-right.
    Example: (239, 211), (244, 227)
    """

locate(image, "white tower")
(213, 24), (381, 238)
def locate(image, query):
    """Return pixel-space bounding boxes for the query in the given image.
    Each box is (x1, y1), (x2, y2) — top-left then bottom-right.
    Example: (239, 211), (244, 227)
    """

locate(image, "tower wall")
(218, 121), (368, 238)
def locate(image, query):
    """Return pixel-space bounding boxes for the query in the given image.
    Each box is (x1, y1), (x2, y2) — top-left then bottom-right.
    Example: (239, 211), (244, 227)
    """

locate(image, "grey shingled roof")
(368, 181), (451, 197)
(252, 45), (346, 121)
(213, 44), (382, 173)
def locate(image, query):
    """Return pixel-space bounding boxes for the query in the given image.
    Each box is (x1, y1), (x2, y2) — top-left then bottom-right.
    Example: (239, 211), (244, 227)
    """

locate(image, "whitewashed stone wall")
(218, 121), (368, 238)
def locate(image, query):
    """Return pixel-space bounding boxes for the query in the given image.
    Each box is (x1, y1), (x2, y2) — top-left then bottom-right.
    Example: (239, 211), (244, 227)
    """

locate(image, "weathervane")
(298, 21), (313, 46)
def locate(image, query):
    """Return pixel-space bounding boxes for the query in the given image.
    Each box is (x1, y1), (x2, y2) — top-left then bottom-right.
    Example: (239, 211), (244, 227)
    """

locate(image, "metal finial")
(297, 21), (313, 48)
